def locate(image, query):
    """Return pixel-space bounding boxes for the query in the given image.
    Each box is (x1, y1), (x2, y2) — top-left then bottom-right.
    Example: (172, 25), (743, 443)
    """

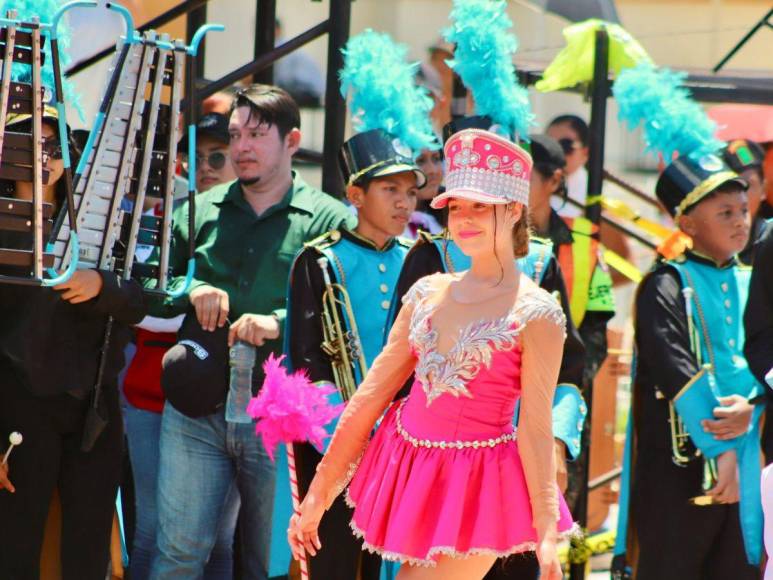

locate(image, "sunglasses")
(196, 151), (228, 170)
(558, 138), (582, 155)
(42, 137), (63, 160)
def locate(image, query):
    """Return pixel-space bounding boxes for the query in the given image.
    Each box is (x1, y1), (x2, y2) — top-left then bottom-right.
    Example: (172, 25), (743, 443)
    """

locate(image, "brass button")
(381, 300), (390, 310)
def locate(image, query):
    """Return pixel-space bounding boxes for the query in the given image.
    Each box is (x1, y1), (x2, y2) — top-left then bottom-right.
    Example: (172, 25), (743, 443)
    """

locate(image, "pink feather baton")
(247, 354), (343, 579)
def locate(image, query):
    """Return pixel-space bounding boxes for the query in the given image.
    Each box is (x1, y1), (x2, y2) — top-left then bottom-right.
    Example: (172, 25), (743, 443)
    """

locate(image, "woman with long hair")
(288, 128), (574, 580)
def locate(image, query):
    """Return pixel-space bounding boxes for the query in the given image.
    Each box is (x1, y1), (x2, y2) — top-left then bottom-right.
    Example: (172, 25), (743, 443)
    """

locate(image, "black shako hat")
(655, 153), (748, 218)
(339, 128), (427, 188)
(161, 313), (230, 418)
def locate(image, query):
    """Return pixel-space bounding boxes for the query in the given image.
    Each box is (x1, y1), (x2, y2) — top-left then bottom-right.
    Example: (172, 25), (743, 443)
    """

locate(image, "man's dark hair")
(230, 84), (301, 139)
(548, 114), (589, 147)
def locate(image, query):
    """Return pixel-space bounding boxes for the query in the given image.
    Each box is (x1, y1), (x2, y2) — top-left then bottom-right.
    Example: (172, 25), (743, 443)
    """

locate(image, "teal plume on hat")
(443, 0), (535, 142)
(2, 0), (82, 118)
(339, 29), (439, 155)
(613, 63), (723, 161)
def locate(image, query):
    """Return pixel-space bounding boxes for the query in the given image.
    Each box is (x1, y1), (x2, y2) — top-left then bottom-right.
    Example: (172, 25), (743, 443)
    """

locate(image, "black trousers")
(295, 442), (381, 580)
(0, 381), (123, 580)
(632, 449), (758, 580)
(483, 552), (539, 579)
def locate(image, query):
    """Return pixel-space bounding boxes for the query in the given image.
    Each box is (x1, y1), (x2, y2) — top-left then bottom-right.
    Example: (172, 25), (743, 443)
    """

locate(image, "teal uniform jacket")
(615, 252), (765, 571)
(269, 228), (411, 579)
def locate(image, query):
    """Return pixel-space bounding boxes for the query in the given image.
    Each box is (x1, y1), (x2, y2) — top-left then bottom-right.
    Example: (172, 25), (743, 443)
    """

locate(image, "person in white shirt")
(546, 114), (589, 217)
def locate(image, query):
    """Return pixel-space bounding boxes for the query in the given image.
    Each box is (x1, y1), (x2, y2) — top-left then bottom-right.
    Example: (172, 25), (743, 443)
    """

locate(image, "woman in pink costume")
(289, 128), (575, 579)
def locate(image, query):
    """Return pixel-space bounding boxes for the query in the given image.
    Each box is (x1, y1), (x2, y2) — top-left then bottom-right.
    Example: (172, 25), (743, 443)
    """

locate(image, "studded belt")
(394, 399), (517, 450)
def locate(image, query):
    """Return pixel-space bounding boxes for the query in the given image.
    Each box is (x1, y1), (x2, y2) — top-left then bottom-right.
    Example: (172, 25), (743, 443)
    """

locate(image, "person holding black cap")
(149, 84), (355, 580)
(617, 153), (761, 579)
(123, 107), (244, 580)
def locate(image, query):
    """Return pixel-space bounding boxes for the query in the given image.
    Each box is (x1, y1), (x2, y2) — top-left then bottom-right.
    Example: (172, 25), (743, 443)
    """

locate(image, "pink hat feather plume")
(247, 353), (343, 460)
(247, 353), (343, 580)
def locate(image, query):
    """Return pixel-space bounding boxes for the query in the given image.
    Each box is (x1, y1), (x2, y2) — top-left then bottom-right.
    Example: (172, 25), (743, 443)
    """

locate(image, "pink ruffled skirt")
(345, 402), (576, 567)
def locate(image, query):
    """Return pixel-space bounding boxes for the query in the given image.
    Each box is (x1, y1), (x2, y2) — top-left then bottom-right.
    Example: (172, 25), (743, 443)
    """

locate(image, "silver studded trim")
(445, 166), (530, 206)
(394, 399), (516, 450)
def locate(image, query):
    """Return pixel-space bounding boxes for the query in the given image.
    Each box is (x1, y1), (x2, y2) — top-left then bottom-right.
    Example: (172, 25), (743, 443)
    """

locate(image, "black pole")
(191, 21), (329, 107)
(569, 26), (609, 580)
(713, 8), (772, 72)
(253, 0), (276, 84)
(585, 28), (609, 228)
(186, 3), (207, 81)
(320, 0), (351, 196)
(186, 48), (197, 270)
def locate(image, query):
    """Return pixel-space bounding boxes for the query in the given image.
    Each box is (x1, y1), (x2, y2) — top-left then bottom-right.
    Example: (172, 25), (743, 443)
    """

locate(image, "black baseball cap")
(722, 139), (765, 174)
(161, 313), (229, 418)
(528, 134), (567, 170)
(179, 112), (230, 153)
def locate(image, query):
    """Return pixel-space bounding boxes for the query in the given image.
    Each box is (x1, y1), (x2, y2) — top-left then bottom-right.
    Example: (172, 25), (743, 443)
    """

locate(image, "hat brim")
(430, 188), (512, 209)
(179, 128), (230, 153)
(367, 163), (427, 189)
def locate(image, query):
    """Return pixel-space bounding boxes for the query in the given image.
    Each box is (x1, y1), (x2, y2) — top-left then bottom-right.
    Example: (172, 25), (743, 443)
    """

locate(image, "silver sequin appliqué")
(402, 275), (566, 405)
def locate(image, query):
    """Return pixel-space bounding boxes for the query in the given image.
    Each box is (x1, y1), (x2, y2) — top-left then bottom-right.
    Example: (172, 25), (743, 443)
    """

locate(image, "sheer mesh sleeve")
(517, 293), (566, 537)
(308, 296), (418, 509)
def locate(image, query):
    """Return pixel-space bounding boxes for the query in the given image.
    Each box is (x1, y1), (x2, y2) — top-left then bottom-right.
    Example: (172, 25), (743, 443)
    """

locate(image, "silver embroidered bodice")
(402, 274), (566, 405)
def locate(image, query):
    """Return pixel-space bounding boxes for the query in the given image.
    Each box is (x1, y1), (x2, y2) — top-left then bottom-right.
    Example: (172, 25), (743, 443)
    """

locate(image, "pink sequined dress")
(310, 273), (576, 567)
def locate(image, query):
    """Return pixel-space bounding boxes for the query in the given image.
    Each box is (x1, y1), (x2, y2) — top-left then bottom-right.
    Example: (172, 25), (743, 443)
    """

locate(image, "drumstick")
(2, 432), (22, 465)
(286, 442), (310, 580)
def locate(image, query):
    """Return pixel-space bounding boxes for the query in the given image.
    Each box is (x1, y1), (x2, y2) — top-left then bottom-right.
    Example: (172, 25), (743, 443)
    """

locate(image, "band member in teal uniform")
(614, 154), (763, 580)
(283, 128), (422, 580)
(270, 29), (438, 579)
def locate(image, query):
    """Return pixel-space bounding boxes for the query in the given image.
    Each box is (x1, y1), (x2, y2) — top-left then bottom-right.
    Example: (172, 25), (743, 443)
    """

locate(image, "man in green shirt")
(151, 85), (355, 580)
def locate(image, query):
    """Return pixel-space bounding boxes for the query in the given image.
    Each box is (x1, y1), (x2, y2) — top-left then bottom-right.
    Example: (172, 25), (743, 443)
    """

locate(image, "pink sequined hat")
(431, 128), (532, 209)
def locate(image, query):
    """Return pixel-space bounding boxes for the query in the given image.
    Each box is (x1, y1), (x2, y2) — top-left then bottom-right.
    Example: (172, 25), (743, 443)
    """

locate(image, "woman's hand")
(537, 536), (563, 579)
(288, 491), (325, 560)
